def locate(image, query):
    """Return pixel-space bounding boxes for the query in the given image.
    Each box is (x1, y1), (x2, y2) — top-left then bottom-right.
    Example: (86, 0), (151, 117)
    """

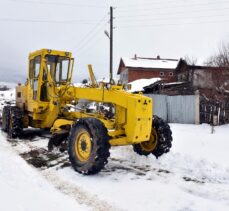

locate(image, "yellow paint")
(51, 119), (73, 133)
(74, 129), (92, 162)
(139, 127), (158, 152)
(88, 64), (98, 87)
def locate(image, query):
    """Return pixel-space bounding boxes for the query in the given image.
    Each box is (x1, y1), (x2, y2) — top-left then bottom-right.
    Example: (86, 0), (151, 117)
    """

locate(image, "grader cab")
(2, 49), (172, 175)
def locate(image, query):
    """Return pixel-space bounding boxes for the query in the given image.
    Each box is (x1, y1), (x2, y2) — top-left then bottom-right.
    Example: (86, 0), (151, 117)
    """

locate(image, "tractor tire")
(1, 106), (11, 132)
(133, 115), (172, 158)
(8, 106), (23, 138)
(68, 118), (110, 175)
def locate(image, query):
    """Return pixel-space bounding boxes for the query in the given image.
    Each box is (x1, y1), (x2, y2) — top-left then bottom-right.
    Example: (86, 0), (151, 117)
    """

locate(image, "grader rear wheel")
(68, 118), (110, 175)
(133, 115), (172, 158)
(1, 106), (11, 132)
(8, 106), (23, 138)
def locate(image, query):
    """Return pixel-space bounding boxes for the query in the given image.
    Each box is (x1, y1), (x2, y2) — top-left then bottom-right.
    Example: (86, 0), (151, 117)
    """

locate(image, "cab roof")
(29, 49), (72, 59)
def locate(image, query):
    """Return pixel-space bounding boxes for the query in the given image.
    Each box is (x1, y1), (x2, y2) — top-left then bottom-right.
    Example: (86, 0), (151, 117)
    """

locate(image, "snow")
(53, 123), (229, 211)
(0, 132), (88, 211)
(0, 86), (15, 118)
(128, 78), (161, 92)
(97, 77), (119, 83)
(74, 82), (87, 87)
(122, 57), (180, 69)
(164, 81), (185, 85)
(0, 84), (229, 210)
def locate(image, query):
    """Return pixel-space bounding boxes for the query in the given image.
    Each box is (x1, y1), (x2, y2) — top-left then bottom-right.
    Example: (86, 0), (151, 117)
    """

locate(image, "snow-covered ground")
(0, 85), (229, 211)
(53, 124), (229, 211)
(0, 133), (88, 211)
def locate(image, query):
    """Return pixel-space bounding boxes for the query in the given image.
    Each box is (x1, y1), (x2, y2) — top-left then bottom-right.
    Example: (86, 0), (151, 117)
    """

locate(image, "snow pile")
(0, 86), (15, 118)
(128, 78), (161, 92)
(0, 88), (15, 103)
(74, 82), (87, 88)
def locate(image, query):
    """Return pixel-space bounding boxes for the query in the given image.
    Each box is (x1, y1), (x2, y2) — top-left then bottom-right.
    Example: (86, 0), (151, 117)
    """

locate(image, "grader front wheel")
(68, 118), (110, 175)
(133, 127), (158, 156)
(133, 115), (172, 158)
(74, 129), (92, 162)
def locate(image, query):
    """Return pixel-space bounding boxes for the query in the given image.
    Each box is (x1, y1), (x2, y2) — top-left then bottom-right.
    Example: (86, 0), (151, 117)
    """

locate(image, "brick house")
(117, 55), (185, 83)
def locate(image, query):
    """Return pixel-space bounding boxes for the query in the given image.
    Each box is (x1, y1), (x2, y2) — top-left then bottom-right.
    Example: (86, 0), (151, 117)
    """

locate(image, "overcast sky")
(0, 0), (229, 83)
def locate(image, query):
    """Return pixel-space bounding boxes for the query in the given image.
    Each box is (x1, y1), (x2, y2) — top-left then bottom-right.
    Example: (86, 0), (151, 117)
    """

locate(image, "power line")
(118, 0), (185, 8)
(118, 19), (229, 28)
(117, 1), (229, 12)
(71, 14), (109, 52)
(116, 7), (229, 19)
(118, 0), (229, 8)
(0, 18), (104, 24)
(77, 34), (105, 56)
(9, 0), (108, 9)
(74, 22), (108, 53)
(116, 14), (229, 23)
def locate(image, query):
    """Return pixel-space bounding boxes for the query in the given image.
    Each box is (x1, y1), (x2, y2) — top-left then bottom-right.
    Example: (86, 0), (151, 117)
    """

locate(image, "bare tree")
(185, 55), (198, 65)
(205, 41), (229, 67)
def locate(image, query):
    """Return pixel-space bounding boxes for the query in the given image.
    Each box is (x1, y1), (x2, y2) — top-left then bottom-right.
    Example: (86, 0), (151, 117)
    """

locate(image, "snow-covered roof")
(128, 78), (161, 93)
(118, 57), (180, 74)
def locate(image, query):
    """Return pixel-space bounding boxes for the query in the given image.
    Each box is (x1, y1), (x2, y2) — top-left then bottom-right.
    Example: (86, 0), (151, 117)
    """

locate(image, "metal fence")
(145, 94), (199, 124)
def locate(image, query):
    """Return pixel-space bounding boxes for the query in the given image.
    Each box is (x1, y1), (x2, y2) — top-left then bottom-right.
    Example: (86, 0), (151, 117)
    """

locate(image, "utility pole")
(109, 6), (113, 82)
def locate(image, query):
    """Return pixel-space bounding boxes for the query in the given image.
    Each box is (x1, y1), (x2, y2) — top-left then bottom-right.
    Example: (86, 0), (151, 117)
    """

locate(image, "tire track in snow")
(8, 139), (122, 210)
(42, 170), (123, 211)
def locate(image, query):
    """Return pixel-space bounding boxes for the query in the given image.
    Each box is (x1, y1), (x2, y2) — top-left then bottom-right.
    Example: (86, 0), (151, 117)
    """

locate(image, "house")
(177, 65), (229, 93)
(117, 55), (186, 83)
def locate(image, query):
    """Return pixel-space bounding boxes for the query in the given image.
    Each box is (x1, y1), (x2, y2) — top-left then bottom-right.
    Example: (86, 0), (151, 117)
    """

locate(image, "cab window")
(34, 56), (41, 78)
(29, 56), (41, 100)
(45, 55), (70, 83)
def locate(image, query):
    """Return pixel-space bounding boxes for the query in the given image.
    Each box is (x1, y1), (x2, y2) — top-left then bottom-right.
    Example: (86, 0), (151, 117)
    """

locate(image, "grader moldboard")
(2, 49), (172, 175)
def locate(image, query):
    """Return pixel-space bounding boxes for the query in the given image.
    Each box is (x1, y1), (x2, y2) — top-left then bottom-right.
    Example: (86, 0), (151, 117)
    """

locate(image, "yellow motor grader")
(1, 49), (172, 174)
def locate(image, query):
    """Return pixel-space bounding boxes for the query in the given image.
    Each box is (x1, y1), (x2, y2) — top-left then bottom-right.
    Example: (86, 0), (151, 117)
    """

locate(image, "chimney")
(157, 55), (160, 59)
(134, 54), (137, 59)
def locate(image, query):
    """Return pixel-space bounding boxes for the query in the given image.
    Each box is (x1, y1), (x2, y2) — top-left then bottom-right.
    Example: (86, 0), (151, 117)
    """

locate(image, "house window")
(169, 72), (173, 76)
(160, 72), (164, 76)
